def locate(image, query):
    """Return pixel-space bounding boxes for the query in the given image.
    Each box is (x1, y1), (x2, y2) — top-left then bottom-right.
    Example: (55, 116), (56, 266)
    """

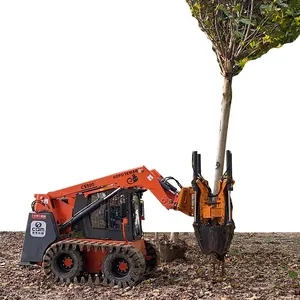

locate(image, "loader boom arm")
(34, 166), (194, 218)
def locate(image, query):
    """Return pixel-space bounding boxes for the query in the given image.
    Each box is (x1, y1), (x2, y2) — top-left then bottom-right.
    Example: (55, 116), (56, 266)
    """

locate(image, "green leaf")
(263, 35), (272, 43)
(234, 3), (241, 12)
(260, 4), (273, 12)
(240, 18), (252, 25)
(234, 31), (244, 39)
(237, 57), (249, 68)
(217, 4), (233, 19)
(288, 271), (298, 279)
(249, 41), (256, 48)
(193, 3), (200, 10)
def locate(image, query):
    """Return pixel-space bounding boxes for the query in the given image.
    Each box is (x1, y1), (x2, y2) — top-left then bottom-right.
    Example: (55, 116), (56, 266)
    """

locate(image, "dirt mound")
(0, 232), (300, 299)
(153, 233), (188, 262)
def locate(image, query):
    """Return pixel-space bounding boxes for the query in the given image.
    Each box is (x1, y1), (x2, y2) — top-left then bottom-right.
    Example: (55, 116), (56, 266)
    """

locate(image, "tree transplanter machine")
(20, 150), (235, 287)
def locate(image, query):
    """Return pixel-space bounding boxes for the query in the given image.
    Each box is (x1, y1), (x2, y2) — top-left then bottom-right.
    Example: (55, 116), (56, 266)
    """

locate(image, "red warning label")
(31, 214), (46, 220)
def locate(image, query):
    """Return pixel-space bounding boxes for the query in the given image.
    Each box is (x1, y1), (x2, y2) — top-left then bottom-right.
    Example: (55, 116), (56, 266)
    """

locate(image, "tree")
(185, 0), (300, 193)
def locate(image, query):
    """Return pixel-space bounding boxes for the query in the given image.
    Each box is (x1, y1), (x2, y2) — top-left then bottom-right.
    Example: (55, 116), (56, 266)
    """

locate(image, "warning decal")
(30, 221), (46, 237)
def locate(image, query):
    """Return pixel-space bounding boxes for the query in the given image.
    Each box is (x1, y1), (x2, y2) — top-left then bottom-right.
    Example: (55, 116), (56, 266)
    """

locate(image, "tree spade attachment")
(192, 150), (235, 259)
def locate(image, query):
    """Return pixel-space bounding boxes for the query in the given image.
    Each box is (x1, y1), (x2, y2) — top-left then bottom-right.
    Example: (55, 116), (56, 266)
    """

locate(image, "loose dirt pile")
(0, 232), (299, 299)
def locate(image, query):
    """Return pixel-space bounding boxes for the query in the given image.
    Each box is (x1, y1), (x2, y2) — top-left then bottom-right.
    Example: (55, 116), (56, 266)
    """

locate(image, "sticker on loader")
(30, 221), (46, 237)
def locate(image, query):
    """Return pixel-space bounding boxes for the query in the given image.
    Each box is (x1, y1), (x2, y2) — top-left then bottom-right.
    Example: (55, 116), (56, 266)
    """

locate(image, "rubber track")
(42, 239), (145, 285)
(144, 240), (160, 275)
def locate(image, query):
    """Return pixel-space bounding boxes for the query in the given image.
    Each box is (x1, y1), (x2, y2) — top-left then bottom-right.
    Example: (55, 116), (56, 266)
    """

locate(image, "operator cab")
(72, 189), (144, 241)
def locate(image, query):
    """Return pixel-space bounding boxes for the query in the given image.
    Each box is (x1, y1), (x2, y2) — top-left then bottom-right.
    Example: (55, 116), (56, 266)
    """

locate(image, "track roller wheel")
(43, 245), (83, 282)
(144, 241), (159, 274)
(102, 246), (146, 288)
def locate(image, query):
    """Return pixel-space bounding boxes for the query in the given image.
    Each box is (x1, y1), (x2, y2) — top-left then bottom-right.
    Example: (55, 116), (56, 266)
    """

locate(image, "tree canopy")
(186, 0), (300, 77)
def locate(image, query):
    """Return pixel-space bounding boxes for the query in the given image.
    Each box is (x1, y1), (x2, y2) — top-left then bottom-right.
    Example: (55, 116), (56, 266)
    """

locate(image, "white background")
(0, 0), (299, 232)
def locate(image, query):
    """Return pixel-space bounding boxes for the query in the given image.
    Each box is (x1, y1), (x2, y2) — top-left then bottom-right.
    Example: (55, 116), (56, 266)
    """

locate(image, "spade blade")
(193, 222), (235, 258)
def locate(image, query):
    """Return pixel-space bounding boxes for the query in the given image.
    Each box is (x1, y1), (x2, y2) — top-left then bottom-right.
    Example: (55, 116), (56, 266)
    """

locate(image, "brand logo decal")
(113, 169), (138, 179)
(127, 174), (138, 184)
(30, 221), (46, 237)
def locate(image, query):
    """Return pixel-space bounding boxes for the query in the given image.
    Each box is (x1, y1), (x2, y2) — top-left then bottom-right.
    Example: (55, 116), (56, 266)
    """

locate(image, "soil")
(0, 232), (299, 300)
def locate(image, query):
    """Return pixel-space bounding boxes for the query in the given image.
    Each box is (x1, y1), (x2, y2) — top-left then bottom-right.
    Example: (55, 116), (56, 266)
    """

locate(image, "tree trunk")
(170, 232), (179, 243)
(213, 63), (233, 194)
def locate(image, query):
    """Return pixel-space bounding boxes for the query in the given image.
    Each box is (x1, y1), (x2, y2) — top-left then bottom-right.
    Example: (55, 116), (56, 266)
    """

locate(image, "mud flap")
(193, 222), (235, 257)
